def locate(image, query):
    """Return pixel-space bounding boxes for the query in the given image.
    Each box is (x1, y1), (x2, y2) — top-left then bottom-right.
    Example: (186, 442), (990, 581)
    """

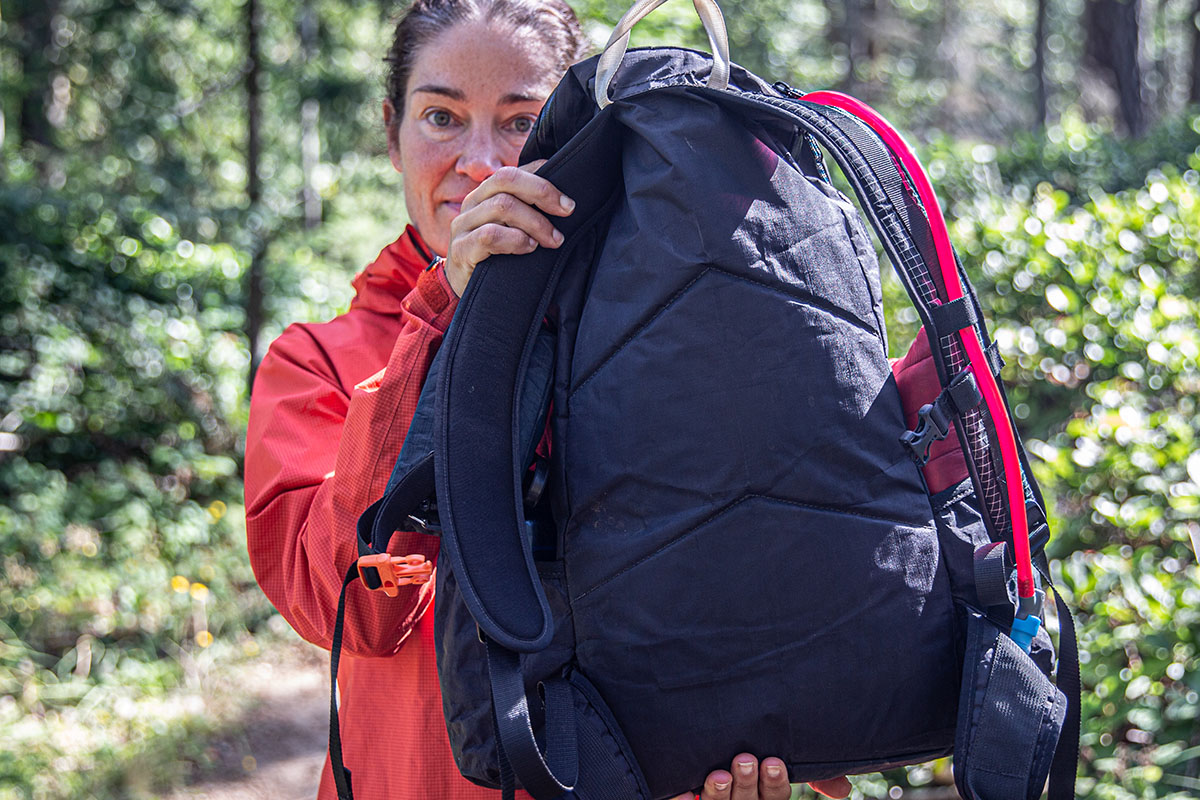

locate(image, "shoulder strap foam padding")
(433, 110), (623, 652)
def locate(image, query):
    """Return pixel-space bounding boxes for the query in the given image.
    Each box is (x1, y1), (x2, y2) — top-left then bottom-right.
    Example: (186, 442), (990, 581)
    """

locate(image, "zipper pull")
(772, 80), (802, 99)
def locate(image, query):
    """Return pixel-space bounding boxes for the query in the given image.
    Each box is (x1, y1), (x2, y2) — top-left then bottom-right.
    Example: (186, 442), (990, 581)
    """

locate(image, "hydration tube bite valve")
(1010, 577), (1046, 654)
(973, 540), (1046, 653)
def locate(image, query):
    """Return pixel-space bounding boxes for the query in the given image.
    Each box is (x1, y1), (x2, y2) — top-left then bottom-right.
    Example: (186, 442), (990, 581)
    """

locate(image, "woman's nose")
(456, 126), (506, 184)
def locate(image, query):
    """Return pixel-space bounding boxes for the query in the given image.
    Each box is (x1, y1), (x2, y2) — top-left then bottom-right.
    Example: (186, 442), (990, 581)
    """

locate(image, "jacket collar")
(349, 225), (433, 315)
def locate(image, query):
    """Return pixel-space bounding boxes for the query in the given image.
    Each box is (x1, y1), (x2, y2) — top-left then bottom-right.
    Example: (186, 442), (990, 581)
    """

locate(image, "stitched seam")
(568, 264), (881, 400)
(571, 493), (934, 602)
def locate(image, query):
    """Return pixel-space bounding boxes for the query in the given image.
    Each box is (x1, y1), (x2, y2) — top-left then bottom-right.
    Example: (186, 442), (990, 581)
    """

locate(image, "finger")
(698, 769), (733, 800)
(454, 222), (539, 269)
(455, 190), (563, 250)
(809, 776), (852, 799)
(462, 165), (575, 218)
(729, 754), (759, 800)
(758, 757), (791, 800)
(519, 158), (548, 173)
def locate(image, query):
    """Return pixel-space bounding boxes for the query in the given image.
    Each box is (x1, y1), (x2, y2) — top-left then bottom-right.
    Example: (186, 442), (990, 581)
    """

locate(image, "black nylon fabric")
(954, 612), (1067, 800)
(436, 558), (579, 788)
(411, 47), (1076, 800)
(524, 49), (957, 796)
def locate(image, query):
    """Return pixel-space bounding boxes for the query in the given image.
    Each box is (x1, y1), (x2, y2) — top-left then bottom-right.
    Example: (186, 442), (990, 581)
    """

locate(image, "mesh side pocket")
(954, 611), (1067, 800)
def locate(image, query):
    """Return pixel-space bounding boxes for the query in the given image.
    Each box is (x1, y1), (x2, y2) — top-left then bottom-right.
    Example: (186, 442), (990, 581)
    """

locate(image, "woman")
(245, 1), (852, 798)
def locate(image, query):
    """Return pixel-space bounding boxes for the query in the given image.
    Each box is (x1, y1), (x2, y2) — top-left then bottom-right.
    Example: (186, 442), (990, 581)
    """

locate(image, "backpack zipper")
(772, 80), (802, 99)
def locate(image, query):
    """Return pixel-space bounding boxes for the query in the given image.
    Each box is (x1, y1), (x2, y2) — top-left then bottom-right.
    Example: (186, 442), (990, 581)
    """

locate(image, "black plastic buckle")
(900, 402), (952, 466)
(1028, 521), (1050, 558)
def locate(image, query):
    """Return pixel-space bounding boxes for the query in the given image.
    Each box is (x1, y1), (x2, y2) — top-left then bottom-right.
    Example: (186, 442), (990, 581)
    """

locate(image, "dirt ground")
(166, 640), (329, 800)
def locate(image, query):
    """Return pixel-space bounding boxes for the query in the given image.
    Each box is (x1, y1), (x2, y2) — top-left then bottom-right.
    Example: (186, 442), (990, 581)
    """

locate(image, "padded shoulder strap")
(433, 110), (623, 652)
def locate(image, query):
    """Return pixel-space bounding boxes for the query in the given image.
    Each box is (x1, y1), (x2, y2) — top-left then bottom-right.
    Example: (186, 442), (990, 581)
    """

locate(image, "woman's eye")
(427, 110), (453, 127)
(509, 116), (534, 134)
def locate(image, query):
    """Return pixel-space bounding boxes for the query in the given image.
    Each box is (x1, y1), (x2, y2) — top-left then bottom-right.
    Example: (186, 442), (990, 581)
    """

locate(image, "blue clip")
(1010, 612), (1041, 653)
(1009, 588), (1045, 653)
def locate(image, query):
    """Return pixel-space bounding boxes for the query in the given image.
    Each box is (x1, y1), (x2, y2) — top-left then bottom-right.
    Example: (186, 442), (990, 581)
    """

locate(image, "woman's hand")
(669, 754), (852, 800)
(443, 159), (575, 296)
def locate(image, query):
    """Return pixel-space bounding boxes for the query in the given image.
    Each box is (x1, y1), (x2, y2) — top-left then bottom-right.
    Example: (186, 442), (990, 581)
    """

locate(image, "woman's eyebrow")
(411, 85), (466, 101)
(500, 92), (545, 105)
(410, 85), (544, 105)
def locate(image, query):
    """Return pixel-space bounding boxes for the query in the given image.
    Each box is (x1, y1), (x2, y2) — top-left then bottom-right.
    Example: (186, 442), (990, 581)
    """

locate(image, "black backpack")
(332, 3), (1081, 798)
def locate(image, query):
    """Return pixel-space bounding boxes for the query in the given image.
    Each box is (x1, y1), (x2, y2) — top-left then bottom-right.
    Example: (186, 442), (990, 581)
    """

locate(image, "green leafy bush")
(0, 170), (273, 798)
(946, 161), (1200, 799)
(926, 109), (1200, 208)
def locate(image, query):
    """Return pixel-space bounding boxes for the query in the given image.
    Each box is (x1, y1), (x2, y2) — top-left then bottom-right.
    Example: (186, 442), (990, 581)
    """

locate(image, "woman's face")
(386, 19), (562, 257)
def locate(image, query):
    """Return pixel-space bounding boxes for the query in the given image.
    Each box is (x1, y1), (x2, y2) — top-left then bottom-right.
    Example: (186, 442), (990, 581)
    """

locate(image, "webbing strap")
(929, 296), (978, 338)
(329, 564), (360, 800)
(973, 541), (1013, 610)
(985, 341), (1005, 376)
(433, 109), (623, 652)
(485, 638), (578, 799)
(1047, 585), (1081, 800)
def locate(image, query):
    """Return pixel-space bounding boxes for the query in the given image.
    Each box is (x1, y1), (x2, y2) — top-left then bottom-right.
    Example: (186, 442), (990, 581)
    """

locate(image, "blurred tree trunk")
(11, 0), (61, 148)
(1034, 0), (1049, 127)
(245, 0), (266, 389)
(1152, 0), (1167, 115)
(939, 0), (964, 132)
(1085, 0), (1145, 135)
(300, 0), (322, 229)
(835, 0), (877, 94)
(1191, 0), (1200, 104)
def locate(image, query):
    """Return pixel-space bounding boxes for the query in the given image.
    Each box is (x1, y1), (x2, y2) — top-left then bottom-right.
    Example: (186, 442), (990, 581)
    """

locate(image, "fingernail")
(560, 195), (575, 212)
(713, 780), (729, 790)
(765, 765), (782, 780)
(552, 228), (564, 244)
(737, 761), (754, 776)
(526, 236), (537, 248)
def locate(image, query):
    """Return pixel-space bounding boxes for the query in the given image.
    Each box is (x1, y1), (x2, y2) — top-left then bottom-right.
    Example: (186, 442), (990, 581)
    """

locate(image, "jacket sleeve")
(244, 266), (458, 656)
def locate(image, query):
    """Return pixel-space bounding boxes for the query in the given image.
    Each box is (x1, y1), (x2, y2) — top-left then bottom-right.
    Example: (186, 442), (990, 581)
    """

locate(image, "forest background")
(2, 0), (1199, 797)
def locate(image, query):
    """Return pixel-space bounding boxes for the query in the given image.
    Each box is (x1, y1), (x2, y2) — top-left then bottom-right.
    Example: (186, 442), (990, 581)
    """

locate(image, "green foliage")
(943, 158), (1200, 798)
(0, 167), (272, 798)
(927, 110), (1200, 208)
(0, 3), (400, 795)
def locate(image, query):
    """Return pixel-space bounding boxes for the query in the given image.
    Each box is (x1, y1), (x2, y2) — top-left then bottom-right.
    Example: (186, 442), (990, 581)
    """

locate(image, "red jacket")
(245, 228), (531, 799)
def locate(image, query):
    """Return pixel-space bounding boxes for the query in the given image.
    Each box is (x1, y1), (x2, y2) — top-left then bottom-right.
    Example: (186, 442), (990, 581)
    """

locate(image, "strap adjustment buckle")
(900, 368), (982, 466)
(901, 401), (952, 466)
(357, 553), (433, 597)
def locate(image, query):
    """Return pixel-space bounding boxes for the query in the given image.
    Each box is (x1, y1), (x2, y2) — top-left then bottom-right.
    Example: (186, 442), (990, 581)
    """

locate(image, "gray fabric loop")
(595, 0), (730, 108)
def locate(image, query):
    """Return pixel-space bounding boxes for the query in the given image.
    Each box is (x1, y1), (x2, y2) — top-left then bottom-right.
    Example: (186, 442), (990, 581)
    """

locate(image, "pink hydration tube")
(803, 90), (1035, 600)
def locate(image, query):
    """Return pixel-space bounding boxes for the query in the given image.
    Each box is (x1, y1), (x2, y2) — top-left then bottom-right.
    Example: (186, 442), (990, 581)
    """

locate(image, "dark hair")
(385, 0), (590, 119)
